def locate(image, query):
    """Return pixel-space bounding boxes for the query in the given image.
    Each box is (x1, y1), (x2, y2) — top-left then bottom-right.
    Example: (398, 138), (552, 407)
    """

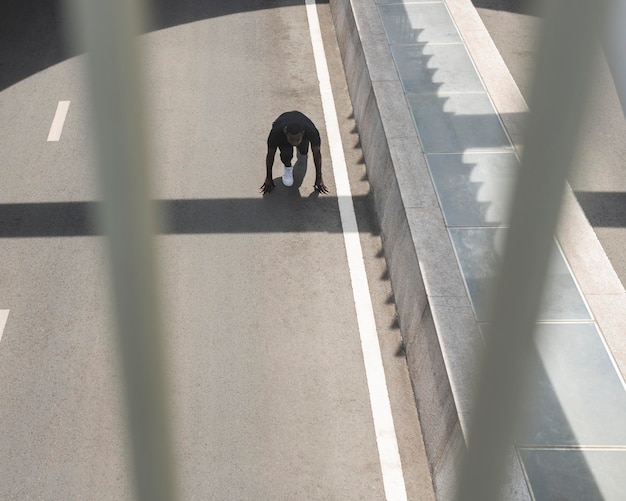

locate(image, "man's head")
(284, 124), (305, 146)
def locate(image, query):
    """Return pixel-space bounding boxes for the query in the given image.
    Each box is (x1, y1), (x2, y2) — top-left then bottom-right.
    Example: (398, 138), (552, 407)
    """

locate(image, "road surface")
(0, 1), (435, 499)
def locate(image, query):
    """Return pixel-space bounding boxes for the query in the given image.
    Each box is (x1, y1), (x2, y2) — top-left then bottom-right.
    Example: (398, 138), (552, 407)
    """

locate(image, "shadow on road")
(0, 195), (375, 238)
(574, 192), (626, 227)
(0, 0), (328, 92)
(470, 0), (542, 16)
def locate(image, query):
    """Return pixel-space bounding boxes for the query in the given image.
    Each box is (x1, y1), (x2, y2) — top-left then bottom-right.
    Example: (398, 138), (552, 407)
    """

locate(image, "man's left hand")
(314, 177), (329, 194)
(260, 177), (275, 194)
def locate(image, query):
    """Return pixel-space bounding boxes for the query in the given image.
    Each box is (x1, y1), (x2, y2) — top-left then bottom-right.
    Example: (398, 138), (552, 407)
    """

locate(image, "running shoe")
(282, 166), (294, 187)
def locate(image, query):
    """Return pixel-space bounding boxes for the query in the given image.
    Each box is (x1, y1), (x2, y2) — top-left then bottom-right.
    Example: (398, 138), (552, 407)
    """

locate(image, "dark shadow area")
(0, 0), (328, 92)
(0, 1), (71, 91)
(149, 0), (327, 33)
(0, 196), (371, 238)
(470, 0), (542, 17)
(575, 192), (626, 228)
(0, 200), (98, 238)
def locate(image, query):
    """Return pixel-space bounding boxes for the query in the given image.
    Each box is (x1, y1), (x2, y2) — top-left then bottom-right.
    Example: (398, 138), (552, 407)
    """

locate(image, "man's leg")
(279, 144), (294, 167)
(278, 144), (294, 186)
(297, 139), (310, 157)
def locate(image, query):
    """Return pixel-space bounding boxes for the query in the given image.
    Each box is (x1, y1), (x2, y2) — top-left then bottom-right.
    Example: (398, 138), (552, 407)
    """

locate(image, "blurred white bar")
(61, 0), (177, 500)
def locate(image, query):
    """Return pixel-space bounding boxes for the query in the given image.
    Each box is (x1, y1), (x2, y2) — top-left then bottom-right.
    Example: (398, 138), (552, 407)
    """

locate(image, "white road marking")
(0, 310), (9, 343)
(47, 100), (71, 142)
(304, 2), (409, 500)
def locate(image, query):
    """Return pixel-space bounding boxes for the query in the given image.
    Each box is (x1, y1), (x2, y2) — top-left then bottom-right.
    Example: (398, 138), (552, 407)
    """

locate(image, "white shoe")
(282, 166), (294, 187)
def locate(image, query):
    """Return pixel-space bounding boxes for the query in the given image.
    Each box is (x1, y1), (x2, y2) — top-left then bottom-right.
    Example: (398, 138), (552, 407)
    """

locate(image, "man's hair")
(285, 124), (304, 135)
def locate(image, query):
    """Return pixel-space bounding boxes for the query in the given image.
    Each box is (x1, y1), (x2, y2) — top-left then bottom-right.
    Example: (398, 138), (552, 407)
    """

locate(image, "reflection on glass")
(449, 228), (591, 321)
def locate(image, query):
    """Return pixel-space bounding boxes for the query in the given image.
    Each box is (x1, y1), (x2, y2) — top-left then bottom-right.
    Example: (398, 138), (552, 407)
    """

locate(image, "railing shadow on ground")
(0, 196), (369, 238)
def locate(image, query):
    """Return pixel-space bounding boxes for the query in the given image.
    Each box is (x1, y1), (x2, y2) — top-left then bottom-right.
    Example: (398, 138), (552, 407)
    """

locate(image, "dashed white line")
(0, 310), (9, 343)
(304, 2), (409, 500)
(47, 100), (71, 142)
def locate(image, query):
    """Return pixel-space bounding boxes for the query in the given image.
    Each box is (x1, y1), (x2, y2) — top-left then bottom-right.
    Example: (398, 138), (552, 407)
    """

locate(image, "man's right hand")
(260, 177), (275, 194)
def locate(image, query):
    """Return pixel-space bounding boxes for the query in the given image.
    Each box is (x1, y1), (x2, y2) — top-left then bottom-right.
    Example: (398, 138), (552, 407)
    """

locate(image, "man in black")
(260, 111), (329, 194)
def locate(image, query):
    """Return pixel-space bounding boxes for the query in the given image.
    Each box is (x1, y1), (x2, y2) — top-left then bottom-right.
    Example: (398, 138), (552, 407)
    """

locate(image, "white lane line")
(0, 310), (9, 343)
(304, 2), (408, 500)
(47, 100), (71, 142)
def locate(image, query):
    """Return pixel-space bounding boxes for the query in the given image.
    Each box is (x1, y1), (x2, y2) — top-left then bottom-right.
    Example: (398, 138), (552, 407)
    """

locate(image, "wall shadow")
(470, 0), (542, 17)
(574, 191), (626, 228)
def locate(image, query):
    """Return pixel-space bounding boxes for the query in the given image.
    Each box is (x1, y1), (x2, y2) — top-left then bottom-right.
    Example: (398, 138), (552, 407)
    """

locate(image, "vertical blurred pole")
(454, 0), (612, 500)
(62, 0), (176, 500)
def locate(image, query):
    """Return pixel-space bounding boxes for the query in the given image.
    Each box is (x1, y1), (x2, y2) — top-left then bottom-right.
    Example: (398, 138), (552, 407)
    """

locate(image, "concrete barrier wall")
(329, 0), (466, 497)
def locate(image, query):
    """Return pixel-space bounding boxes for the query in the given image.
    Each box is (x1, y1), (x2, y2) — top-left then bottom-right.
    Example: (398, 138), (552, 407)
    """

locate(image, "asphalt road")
(0, 1), (434, 499)
(472, 0), (626, 287)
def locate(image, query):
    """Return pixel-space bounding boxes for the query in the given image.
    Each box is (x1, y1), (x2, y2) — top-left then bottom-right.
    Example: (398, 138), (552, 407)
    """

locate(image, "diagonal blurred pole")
(454, 0), (612, 499)
(62, 0), (176, 499)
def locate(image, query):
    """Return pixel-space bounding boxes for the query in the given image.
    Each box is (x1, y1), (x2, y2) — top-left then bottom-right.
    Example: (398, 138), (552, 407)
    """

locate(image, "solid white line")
(304, 2), (408, 500)
(47, 100), (71, 142)
(0, 310), (9, 343)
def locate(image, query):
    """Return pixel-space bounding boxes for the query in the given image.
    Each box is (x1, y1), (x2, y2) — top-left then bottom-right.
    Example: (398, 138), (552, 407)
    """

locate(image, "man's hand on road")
(260, 177), (275, 194)
(314, 177), (329, 194)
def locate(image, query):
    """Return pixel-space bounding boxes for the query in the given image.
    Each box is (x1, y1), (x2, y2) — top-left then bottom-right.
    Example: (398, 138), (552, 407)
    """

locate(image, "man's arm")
(266, 147), (276, 178)
(311, 145), (329, 194)
(260, 147), (277, 194)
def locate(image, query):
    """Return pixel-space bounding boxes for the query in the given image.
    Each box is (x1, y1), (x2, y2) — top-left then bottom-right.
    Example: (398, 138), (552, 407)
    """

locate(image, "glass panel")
(518, 323), (626, 446)
(407, 93), (512, 153)
(449, 228), (591, 321)
(520, 449), (626, 500)
(427, 152), (518, 227)
(378, 4), (460, 45)
(392, 44), (484, 94)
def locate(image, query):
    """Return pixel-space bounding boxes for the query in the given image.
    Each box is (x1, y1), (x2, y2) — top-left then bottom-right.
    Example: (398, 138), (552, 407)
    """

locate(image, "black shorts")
(278, 139), (309, 166)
